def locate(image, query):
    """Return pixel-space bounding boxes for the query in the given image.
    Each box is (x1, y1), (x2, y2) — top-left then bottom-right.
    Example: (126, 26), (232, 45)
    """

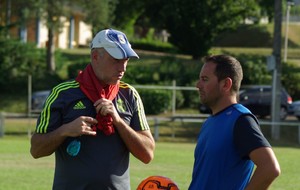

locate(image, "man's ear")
(91, 50), (97, 60)
(222, 77), (232, 92)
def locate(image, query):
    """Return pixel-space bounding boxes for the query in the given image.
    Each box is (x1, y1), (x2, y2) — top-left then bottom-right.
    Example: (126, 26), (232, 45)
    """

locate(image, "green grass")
(1, 118), (300, 189)
(1, 136), (300, 190)
(272, 147), (300, 190)
(131, 142), (195, 189)
(0, 137), (54, 190)
(0, 94), (28, 113)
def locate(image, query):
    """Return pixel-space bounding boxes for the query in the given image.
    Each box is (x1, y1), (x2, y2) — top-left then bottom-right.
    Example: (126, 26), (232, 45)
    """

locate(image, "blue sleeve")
(233, 115), (271, 159)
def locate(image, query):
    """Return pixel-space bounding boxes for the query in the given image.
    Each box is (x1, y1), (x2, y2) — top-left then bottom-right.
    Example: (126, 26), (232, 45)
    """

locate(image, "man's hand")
(62, 116), (98, 137)
(94, 98), (122, 124)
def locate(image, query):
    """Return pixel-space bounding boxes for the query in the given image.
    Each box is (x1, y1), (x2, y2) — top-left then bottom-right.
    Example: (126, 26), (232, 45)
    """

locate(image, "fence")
(1, 112), (300, 143)
(2, 82), (300, 143)
(147, 116), (300, 144)
(133, 80), (198, 116)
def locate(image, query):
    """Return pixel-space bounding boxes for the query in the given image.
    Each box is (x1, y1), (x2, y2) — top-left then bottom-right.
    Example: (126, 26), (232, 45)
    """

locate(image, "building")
(0, 0), (92, 49)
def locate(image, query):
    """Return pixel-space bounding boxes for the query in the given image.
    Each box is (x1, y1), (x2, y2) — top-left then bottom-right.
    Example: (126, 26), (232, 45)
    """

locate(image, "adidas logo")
(73, 101), (86, 110)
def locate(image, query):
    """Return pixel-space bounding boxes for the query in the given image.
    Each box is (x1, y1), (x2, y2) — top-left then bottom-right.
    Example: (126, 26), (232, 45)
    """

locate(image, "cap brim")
(105, 46), (139, 59)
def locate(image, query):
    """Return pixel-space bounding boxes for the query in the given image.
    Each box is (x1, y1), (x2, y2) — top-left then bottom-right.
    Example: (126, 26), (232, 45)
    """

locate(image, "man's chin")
(200, 99), (206, 105)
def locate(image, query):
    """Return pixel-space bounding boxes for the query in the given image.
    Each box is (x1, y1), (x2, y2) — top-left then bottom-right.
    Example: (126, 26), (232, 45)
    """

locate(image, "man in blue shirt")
(189, 55), (280, 190)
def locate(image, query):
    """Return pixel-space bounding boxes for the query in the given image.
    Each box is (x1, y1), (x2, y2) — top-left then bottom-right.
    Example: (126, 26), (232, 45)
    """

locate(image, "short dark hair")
(202, 55), (243, 92)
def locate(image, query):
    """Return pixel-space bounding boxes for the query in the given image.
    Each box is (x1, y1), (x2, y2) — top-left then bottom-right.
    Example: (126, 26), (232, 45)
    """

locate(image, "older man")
(30, 29), (155, 190)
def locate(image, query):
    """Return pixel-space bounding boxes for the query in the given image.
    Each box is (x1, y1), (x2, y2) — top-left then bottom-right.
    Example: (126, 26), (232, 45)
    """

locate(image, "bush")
(68, 61), (89, 79)
(139, 89), (171, 115)
(220, 51), (272, 85)
(131, 40), (178, 53)
(124, 65), (159, 84)
(282, 63), (300, 100)
(0, 37), (45, 93)
(32, 72), (63, 91)
(214, 24), (273, 47)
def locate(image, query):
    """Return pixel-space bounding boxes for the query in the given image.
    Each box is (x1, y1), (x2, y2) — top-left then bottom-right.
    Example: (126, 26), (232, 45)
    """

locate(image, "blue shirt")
(189, 104), (270, 190)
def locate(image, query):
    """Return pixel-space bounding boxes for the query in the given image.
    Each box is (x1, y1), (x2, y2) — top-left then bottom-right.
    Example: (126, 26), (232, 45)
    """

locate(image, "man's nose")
(196, 80), (201, 89)
(117, 61), (126, 72)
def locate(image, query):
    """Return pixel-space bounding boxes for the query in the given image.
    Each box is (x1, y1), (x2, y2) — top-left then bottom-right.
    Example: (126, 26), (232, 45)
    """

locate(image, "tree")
(112, 0), (146, 36)
(80, 0), (117, 36)
(142, 0), (260, 59)
(1, 0), (118, 73)
(258, 0), (275, 22)
(40, 0), (118, 72)
(0, 37), (45, 93)
(6, 0), (73, 73)
(0, 0), (42, 38)
(43, 0), (76, 73)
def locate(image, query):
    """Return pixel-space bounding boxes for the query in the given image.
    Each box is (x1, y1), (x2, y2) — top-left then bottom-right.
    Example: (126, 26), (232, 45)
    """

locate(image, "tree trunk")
(46, 27), (56, 73)
(5, 0), (11, 38)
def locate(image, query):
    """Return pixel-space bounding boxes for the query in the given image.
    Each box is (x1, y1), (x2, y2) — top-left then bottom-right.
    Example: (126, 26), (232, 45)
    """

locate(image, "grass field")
(1, 118), (300, 189)
(1, 136), (300, 190)
(0, 135), (195, 190)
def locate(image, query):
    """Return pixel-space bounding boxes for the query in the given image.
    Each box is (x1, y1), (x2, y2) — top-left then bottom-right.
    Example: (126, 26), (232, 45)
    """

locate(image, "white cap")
(90, 29), (139, 59)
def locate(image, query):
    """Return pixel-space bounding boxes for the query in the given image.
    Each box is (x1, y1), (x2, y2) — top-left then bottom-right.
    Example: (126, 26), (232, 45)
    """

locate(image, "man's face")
(92, 49), (129, 85)
(196, 62), (222, 109)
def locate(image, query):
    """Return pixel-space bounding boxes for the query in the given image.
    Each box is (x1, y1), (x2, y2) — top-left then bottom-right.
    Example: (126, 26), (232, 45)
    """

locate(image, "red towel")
(76, 64), (119, 135)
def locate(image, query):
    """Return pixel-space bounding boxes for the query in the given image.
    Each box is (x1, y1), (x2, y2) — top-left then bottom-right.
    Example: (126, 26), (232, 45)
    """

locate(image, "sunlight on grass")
(130, 142), (195, 189)
(1, 136), (300, 190)
(0, 137), (55, 190)
(270, 147), (300, 190)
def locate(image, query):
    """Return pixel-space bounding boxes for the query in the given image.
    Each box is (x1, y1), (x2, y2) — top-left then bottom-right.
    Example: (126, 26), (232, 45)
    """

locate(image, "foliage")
(79, 0), (118, 35)
(235, 54), (272, 85)
(125, 56), (200, 85)
(111, 0), (275, 59)
(0, 0), (42, 37)
(174, 90), (185, 109)
(214, 24), (273, 47)
(131, 39), (177, 53)
(32, 72), (63, 92)
(258, 0), (275, 22)
(141, 0), (262, 59)
(138, 89), (171, 115)
(124, 65), (158, 85)
(219, 50), (300, 100)
(157, 56), (201, 108)
(112, 0), (145, 35)
(67, 60), (89, 79)
(0, 37), (45, 93)
(282, 62), (300, 100)
(157, 57), (187, 84)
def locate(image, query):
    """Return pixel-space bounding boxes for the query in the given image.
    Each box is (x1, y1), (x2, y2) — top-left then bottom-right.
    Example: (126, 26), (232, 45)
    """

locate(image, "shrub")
(282, 63), (300, 100)
(220, 51), (272, 85)
(131, 40), (178, 53)
(139, 89), (171, 115)
(0, 37), (45, 93)
(214, 24), (273, 47)
(67, 61), (88, 79)
(124, 65), (158, 84)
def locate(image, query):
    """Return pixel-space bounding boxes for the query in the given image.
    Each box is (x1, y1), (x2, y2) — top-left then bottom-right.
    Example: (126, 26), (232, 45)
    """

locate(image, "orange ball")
(136, 175), (179, 190)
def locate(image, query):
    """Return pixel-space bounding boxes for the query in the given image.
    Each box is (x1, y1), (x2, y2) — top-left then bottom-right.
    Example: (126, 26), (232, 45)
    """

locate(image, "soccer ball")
(136, 175), (179, 190)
